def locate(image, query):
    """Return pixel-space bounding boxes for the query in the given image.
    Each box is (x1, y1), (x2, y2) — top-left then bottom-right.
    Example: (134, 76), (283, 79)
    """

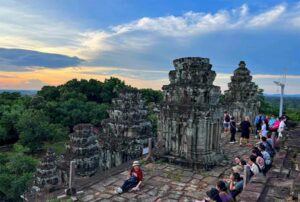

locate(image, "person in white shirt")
(278, 117), (286, 138)
(249, 155), (261, 176)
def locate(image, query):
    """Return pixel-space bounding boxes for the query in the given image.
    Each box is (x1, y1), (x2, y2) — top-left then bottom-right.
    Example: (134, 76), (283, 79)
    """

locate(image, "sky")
(0, 0), (300, 94)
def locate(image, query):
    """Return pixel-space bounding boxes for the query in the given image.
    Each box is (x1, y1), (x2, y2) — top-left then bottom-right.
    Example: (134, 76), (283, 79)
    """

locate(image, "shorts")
(223, 123), (230, 128)
(241, 132), (250, 139)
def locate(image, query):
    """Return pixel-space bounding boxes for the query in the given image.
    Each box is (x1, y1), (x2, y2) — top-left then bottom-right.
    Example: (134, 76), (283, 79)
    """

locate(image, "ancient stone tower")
(98, 88), (153, 169)
(66, 124), (100, 176)
(224, 61), (260, 123)
(34, 149), (59, 188)
(157, 57), (222, 168)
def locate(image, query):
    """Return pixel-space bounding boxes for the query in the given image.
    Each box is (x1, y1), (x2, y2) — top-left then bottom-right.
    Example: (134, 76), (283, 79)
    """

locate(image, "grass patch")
(44, 141), (66, 155)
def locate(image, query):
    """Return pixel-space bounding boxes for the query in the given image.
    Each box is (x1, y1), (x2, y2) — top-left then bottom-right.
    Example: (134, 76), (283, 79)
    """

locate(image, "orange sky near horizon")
(0, 67), (168, 90)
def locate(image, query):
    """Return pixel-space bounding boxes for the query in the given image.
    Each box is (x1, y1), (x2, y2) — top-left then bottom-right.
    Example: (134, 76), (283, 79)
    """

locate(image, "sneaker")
(229, 141), (235, 144)
(116, 187), (123, 194)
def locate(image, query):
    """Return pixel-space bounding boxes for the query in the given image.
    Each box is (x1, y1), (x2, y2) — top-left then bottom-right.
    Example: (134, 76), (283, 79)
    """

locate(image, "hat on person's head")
(206, 188), (221, 200)
(132, 161), (140, 167)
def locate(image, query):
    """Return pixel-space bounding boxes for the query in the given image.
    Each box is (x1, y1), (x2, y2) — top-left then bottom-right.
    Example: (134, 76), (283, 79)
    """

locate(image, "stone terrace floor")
(78, 133), (258, 202)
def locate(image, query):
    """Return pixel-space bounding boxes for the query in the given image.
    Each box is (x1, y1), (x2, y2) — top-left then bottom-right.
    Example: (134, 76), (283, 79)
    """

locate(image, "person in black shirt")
(240, 116), (252, 146)
(230, 116), (237, 143)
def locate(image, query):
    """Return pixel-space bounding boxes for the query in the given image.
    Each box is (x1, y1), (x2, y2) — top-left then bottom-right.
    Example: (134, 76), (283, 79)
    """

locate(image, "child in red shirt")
(116, 161), (143, 193)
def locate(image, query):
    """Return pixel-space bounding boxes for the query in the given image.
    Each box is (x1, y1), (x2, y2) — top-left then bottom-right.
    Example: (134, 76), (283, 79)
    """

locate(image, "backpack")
(257, 116), (262, 125)
(225, 115), (230, 122)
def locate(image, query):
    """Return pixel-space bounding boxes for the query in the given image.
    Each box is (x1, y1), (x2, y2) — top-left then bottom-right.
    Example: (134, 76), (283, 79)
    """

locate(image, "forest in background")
(0, 77), (299, 201)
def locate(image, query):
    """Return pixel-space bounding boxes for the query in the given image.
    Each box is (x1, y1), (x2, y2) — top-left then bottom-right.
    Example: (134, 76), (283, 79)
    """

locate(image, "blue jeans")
(121, 175), (138, 192)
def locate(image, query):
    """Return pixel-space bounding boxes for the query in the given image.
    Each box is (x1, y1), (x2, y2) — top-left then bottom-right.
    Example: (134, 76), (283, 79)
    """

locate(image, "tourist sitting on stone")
(228, 173), (244, 200)
(258, 143), (272, 173)
(116, 161), (143, 194)
(261, 136), (275, 158)
(240, 116), (252, 147)
(196, 187), (222, 202)
(252, 147), (265, 171)
(266, 133), (274, 148)
(216, 181), (234, 202)
(232, 156), (243, 174)
(248, 155), (262, 178)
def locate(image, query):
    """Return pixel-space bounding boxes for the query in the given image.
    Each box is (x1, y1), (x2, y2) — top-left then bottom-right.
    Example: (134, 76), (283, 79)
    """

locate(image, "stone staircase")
(239, 126), (300, 202)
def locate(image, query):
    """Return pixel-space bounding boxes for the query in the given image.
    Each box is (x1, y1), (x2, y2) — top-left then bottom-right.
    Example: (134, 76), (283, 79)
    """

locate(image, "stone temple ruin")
(98, 89), (153, 169)
(224, 61), (260, 122)
(34, 149), (59, 188)
(66, 124), (100, 176)
(30, 57), (266, 201)
(157, 57), (223, 168)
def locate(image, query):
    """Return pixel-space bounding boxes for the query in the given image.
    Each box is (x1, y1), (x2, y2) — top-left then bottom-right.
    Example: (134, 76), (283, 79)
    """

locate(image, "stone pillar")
(157, 57), (223, 168)
(224, 61), (260, 123)
(34, 149), (59, 189)
(98, 89), (154, 170)
(66, 124), (100, 176)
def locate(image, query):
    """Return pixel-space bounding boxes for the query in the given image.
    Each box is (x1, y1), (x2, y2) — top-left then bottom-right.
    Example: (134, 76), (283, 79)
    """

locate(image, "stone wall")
(157, 57), (223, 168)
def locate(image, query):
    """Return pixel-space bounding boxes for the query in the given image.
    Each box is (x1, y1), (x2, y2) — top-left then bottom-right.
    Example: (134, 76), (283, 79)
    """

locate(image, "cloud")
(0, 48), (83, 71)
(0, 79), (48, 90)
(79, 67), (168, 80)
(247, 4), (286, 27)
(0, 74), (16, 78)
(75, 2), (300, 70)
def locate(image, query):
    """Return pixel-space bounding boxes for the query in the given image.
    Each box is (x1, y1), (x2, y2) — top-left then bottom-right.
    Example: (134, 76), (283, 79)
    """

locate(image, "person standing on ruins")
(254, 113), (262, 138)
(239, 116), (252, 147)
(229, 116), (237, 143)
(223, 111), (231, 134)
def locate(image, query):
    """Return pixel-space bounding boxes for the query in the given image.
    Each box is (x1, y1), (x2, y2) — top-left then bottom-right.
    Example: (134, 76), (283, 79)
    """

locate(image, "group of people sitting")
(198, 138), (278, 202)
(200, 113), (285, 202)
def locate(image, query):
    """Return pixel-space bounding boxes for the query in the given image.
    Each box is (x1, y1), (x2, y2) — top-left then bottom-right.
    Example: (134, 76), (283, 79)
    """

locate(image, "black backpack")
(225, 115), (230, 122)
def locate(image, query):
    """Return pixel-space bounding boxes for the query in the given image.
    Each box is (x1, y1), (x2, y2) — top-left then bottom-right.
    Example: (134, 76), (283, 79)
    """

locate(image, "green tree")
(140, 88), (163, 104)
(0, 144), (38, 201)
(101, 77), (126, 103)
(38, 86), (60, 101)
(16, 110), (67, 153)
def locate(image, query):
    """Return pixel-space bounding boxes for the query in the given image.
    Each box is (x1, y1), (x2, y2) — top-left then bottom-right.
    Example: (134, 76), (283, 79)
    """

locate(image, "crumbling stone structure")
(66, 124), (100, 176)
(157, 57), (223, 168)
(224, 61), (260, 123)
(98, 89), (153, 169)
(34, 149), (59, 188)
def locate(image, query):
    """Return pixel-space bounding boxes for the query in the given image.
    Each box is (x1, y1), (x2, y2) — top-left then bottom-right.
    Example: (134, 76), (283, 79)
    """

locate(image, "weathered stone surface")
(157, 57), (223, 168)
(98, 89), (153, 169)
(34, 149), (59, 189)
(66, 124), (100, 176)
(224, 61), (260, 122)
